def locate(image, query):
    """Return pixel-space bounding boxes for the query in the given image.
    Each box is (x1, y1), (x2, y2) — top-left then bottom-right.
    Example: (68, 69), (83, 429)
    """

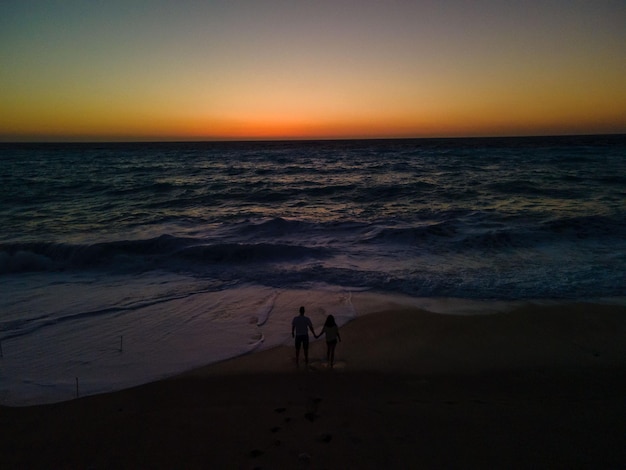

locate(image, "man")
(291, 306), (316, 367)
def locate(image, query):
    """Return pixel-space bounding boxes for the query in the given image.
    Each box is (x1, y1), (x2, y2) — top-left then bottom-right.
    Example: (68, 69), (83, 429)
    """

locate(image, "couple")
(291, 306), (341, 368)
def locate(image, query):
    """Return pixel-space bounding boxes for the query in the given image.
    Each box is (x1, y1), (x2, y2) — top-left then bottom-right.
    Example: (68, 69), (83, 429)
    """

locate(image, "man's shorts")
(295, 335), (309, 349)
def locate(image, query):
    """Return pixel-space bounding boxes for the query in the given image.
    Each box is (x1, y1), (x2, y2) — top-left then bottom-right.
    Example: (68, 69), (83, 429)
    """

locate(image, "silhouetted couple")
(291, 306), (341, 368)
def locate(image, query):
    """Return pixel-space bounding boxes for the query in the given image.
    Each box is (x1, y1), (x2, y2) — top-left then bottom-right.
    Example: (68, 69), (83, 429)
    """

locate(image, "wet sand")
(2, 302), (625, 468)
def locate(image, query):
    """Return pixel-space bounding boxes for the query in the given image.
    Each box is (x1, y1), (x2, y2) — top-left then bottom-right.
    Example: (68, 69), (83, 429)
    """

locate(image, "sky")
(1, 0), (625, 142)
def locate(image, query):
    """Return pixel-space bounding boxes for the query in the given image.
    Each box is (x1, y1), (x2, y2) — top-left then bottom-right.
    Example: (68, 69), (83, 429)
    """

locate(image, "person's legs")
(328, 341), (337, 367)
(295, 337), (302, 366)
(303, 336), (309, 364)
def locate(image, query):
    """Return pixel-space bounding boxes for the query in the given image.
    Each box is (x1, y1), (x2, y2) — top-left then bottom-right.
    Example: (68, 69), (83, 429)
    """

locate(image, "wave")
(484, 179), (582, 199)
(540, 214), (626, 239)
(280, 260), (626, 300)
(0, 235), (190, 273)
(2, 211), (624, 279)
(0, 234), (333, 274)
(233, 217), (317, 237)
(0, 211), (626, 274)
(175, 243), (331, 264)
(361, 213), (625, 250)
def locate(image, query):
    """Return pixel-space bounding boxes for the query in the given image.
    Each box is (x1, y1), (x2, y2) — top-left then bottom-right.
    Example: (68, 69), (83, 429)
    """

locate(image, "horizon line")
(2, 132), (625, 145)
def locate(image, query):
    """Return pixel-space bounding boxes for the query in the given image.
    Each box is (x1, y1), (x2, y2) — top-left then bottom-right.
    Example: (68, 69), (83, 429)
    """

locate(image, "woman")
(316, 315), (341, 368)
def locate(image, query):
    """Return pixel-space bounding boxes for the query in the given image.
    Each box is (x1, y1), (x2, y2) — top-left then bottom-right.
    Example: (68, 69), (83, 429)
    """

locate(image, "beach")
(2, 301), (625, 469)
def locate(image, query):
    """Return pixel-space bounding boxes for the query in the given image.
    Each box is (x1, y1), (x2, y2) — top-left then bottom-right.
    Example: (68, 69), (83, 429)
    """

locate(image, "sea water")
(1, 136), (625, 405)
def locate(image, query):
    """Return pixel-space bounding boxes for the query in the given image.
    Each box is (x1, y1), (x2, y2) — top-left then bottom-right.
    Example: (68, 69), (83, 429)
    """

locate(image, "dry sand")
(1, 302), (625, 468)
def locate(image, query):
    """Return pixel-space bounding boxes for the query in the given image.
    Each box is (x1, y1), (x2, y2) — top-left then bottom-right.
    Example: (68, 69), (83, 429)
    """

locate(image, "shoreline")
(182, 301), (626, 377)
(2, 302), (626, 468)
(2, 281), (624, 407)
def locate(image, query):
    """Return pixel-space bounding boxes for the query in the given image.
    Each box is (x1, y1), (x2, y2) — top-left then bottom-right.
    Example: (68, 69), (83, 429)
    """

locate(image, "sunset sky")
(1, 0), (625, 141)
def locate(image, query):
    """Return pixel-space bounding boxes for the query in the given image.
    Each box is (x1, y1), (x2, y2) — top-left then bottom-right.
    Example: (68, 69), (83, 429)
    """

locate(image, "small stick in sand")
(75, 377), (79, 399)
(120, 335), (123, 352)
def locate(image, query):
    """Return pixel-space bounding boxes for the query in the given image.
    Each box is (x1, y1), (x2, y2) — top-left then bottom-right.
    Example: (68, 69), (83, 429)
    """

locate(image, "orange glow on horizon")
(3, 96), (626, 142)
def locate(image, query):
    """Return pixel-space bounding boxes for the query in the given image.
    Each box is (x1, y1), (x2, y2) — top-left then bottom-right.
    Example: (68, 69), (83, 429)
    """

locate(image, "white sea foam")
(0, 273), (360, 406)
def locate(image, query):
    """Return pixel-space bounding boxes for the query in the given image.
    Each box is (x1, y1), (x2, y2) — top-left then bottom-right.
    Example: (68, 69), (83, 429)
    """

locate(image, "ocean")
(1, 135), (625, 405)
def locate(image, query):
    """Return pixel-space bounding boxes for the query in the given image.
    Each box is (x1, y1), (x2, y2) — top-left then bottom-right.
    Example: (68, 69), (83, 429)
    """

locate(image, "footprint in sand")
(317, 433), (332, 443)
(249, 449), (264, 458)
(305, 397), (322, 422)
(309, 360), (347, 370)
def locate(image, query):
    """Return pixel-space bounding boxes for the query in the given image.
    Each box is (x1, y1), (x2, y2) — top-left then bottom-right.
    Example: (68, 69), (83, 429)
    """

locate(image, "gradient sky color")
(1, 0), (625, 141)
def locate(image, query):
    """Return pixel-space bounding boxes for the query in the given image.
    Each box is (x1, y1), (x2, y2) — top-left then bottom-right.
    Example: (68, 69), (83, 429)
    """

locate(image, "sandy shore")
(2, 302), (625, 468)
